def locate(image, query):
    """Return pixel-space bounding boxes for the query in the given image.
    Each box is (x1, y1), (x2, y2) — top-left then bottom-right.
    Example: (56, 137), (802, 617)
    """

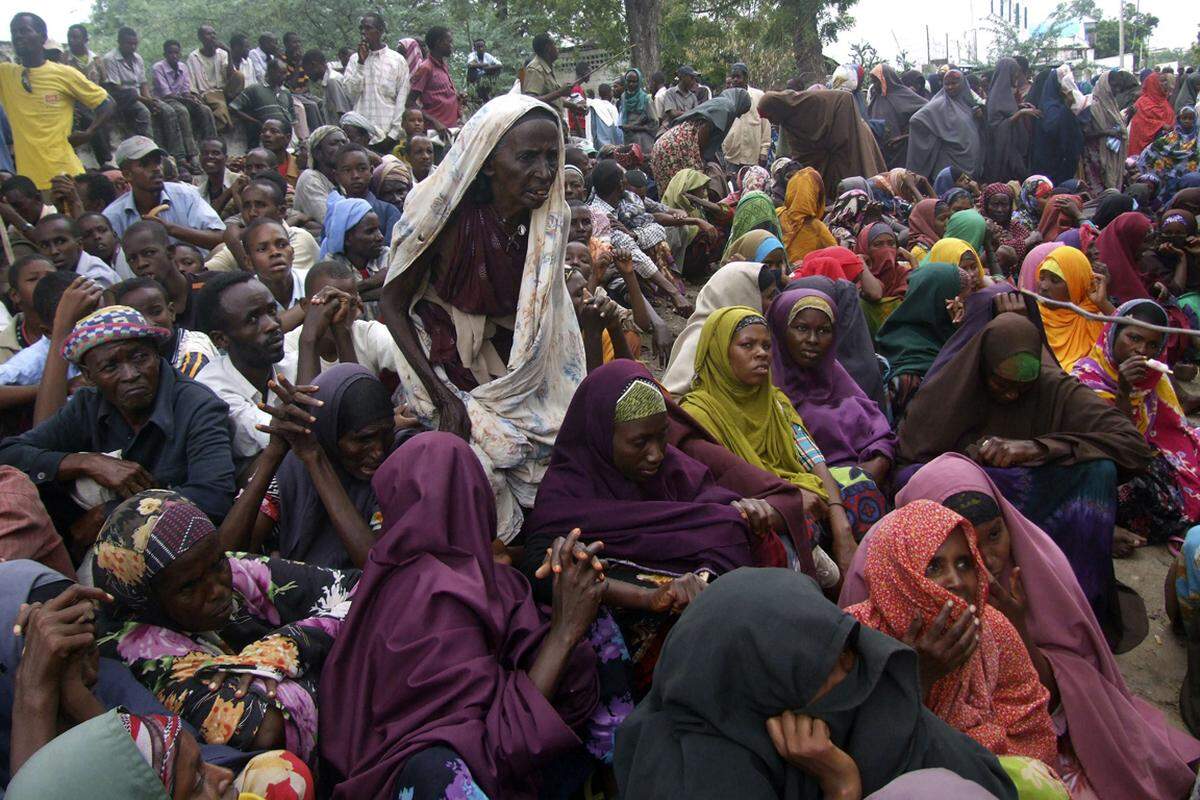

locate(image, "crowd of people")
(4, 5), (1200, 798)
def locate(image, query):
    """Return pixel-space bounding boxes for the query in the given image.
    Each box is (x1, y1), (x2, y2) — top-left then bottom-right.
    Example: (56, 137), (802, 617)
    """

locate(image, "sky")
(28, 0), (1200, 62)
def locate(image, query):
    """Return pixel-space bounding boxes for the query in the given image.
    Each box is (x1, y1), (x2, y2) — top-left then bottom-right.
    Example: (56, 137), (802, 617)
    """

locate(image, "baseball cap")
(677, 65), (699, 78)
(115, 136), (168, 166)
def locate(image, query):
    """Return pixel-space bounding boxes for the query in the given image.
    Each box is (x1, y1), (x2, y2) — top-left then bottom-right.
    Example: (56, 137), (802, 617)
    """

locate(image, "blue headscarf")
(753, 235), (786, 262)
(320, 194), (373, 258)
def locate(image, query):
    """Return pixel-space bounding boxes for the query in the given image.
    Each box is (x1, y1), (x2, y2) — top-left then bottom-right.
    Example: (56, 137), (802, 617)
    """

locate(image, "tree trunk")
(625, 0), (662, 77)
(791, 2), (827, 86)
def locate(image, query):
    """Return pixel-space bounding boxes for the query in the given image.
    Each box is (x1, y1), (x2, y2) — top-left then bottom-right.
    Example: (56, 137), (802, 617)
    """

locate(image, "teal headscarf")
(942, 209), (987, 252)
(621, 68), (651, 123)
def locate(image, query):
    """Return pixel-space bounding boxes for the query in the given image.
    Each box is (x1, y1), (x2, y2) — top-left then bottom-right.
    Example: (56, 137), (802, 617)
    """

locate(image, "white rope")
(1017, 289), (1200, 338)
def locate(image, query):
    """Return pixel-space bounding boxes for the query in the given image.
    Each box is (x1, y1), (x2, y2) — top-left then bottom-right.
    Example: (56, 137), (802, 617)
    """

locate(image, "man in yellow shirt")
(0, 13), (113, 191)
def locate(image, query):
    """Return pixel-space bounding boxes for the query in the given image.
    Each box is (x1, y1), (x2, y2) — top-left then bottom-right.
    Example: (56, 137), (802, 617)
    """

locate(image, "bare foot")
(1113, 526), (1147, 559)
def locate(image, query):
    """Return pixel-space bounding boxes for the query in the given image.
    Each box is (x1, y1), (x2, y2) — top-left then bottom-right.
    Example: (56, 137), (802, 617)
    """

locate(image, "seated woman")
(259, 117), (301, 187)
(768, 287), (895, 486)
(847, 454), (1200, 799)
(93, 490), (359, 762)
(790, 274), (889, 408)
(371, 156), (414, 210)
(216, 365), (407, 570)
(1145, 210), (1200, 307)
(722, 230), (788, 270)
(924, 236), (986, 285)
(320, 432), (629, 799)
(662, 261), (781, 395)
(680, 307), (886, 576)
(875, 263), (971, 416)
(1097, 211), (1156, 303)
(1016, 175), (1055, 229)
(980, 184), (1033, 269)
(1073, 300), (1200, 546)
(841, 501), (1063, 790)
(380, 95), (586, 542)
(941, 208), (988, 257)
(720, 189), (784, 264)
(650, 88), (751, 191)
(925, 284), (1043, 383)
(897, 314), (1153, 624)
(319, 196), (387, 283)
(1136, 105), (1197, 209)
(906, 198), (951, 262)
(1037, 194), (1084, 243)
(616, 568), (1018, 800)
(779, 167), (837, 263)
(855, 221), (909, 333)
(6, 708), (314, 800)
(1031, 245), (1110, 372)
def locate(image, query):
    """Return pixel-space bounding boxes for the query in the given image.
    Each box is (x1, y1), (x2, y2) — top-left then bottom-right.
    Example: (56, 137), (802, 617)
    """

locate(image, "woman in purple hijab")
(767, 288), (895, 483)
(841, 453), (1200, 799)
(319, 432), (628, 800)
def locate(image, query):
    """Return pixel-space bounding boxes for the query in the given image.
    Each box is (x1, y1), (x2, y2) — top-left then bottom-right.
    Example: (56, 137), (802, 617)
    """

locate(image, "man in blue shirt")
(102, 136), (225, 277)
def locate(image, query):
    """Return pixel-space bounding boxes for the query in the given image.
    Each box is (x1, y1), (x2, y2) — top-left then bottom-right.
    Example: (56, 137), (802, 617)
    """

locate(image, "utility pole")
(1118, 0), (1125, 68)
(926, 25), (932, 66)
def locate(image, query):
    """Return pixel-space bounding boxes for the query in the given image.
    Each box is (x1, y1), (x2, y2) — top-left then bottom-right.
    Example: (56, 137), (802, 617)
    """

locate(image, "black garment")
(1028, 69), (1085, 185)
(0, 359), (235, 519)
(984, 58), (1031, 183)
(614, 568), (1016, 800)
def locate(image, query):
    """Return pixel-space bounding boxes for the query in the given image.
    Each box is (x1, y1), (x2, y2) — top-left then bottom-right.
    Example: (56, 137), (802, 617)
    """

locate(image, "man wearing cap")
(102, 136), (225, 279)
(658, 66), (701, 132)
(0, 304), (236, 547)
(722, 62), (772, 169)
(0, 13), (114, 192)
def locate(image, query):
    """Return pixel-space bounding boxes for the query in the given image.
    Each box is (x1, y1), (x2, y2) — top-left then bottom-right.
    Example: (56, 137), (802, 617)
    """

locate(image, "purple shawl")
(924, 283), (1047, 383)
(525, 359), (753, 574)
(767, 288), (895, 466)
(319, 433), (598, 799)
(841, 454), (1200, 800)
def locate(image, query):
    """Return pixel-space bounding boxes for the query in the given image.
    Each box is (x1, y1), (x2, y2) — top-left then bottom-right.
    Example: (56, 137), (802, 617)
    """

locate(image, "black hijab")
(984, 58), (1031, 182)
(614, 568), (1016, 800)
(1029, 68), (1085, 185)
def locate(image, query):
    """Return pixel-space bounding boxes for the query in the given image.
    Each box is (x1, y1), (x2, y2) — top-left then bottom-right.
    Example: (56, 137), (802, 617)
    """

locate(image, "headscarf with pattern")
(120, 711), (183, 794)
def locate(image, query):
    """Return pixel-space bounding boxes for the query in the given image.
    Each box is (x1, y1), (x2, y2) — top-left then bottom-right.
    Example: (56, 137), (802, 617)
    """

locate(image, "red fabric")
(409, 56), (461, 128)
(0, 465), (75, 579)
(1037, 195), (1081, 241)
(846, 501), (1058, 766)
(1128, 73), (1176, 155)
(792, 246), (865, 282)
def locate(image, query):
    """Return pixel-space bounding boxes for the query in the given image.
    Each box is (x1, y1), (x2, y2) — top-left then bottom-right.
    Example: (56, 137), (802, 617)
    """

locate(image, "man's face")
(303, 55), (326, 81)
(164, 43), (181, 67)
(336, 152), (373, 197)
(261, 35), (278, 55)
(359, 17), (383, 49)
(9, 259), (54, 315)
(83, 340), (161, 417)
(118, 31), (138, 57)
(265, 60), (286, 86)
(80, 215), (117, 262)
(728, 70), (747, 89)
(215, 282), (285, 368)
(33, 219), (82, 270)
(11, 16), (46, 63)
(199, 141), (226, 176)
(245, 221), (294, 280)
(242, 150), (275, 177)
(123, 153), (165, 194)
(67, 26), (87, 54)
(123, 228), (172, 281)
(474, 40), (485, 56)
(240, 185), (282, 223)
(678, 72), (695, 91)
(2, 189), (42, 226)
(198, 26), (217, 50)
(121, 285), (175, 330)
(283, 34), (300, 55)
(432, 32), (453, 59)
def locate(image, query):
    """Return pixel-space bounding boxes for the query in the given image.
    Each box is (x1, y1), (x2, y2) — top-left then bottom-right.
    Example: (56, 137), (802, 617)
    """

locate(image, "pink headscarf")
(1017, 241), (1060, 292)
(841, 453), (1200, 799)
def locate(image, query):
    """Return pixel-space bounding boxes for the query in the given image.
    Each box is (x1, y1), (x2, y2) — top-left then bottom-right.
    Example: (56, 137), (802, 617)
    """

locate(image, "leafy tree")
(848, 41), (880, 71)
(1091, 5), (1159, 67)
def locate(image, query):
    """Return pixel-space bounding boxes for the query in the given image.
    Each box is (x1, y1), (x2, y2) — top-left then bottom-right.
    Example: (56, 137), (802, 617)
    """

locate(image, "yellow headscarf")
(1037, 245), (1102, 372)
(926, 237), (985, 282)
(779, 167), (837, 263)
(679, 306), (827, 497)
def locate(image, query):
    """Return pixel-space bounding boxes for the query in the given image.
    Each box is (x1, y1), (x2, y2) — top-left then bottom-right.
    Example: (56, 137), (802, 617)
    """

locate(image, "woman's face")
(259, 120), (289, 152)
(760, 276), (781, 309)
(984, 193), (1012, 225)
(985, 367), (1037, 405)
(337, 418), (394, 481)
(972, 514), (1012, 578)
(923, 527), (978, 605)
(612, 411), (668, 482)
(809, 646), (857, 704)
(959, 250), (979, 272)
(1181, 108), (1197, 133)
(624, 71), (640, 92)
(151, 535), (234, 633)
(726, 322), (772, 386)
(484, 115), (561, 214)
(761, 247), (787, 272)
(942, 71), (964, 97)
(934, 206), (952, 235)
(378, 175), (411, 208)
(1037, 269), (1070, 302)
(785, 307), (834, 369)
(346, 212), (384, 261)
(171, 727), (234, 799)
(868, 232), (896, 261)
(1112, 323), (1163, 363)
(564, 171), (585, 201)
(948, 195), (973, 214)
(316, 130), (348, 170)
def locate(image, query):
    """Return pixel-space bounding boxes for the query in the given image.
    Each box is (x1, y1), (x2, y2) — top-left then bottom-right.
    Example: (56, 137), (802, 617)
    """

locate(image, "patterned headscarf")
(94, 490), (215, 621)
(119, 712), (183, 794)
(1018, 175), (1054, 224)
(61, 305), (171, 365)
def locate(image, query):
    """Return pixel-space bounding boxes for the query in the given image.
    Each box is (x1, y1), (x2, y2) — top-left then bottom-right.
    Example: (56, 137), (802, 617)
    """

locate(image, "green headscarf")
(679, 306), (828, 497)
(721, 190), (785, 263)
(620, 68), (651, 123)
(875, 263), (965, 378)
(939, 209), (988, 253)
(662, 168), (713, 247)
(6, 709), (169, 799)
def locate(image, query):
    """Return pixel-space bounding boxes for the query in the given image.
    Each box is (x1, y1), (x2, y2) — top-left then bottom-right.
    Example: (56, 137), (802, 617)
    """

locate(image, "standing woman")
(905, 70), (983, 181)
(1027, 69), (1085, 186)
(379, 94), (585, 543)
(868, 64), (928, 169)
(1128, 72), (1176, 156)
(651, 88), (751, 190)
(618, 68), (657, 154)
(983, 58), (1036, 183)
(1081, 70), (1139, 192)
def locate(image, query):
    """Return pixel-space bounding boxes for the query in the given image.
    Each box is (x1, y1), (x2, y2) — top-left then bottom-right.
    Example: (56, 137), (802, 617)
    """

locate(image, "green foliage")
(1091, 5), (1159, 64)
(848, 41), (880, 71)
(984, 12), (1069, 67)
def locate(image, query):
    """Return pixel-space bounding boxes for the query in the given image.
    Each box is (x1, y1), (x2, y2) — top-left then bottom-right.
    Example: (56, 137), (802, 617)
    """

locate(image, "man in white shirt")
(341, 12), (410, 149)
(194, 271), (298, 462)
(31, 215), (122, 288)
(248, 33), (280, 89)
(466, 38), (502, 102)
(722, 62), (772, 169)
(186, 25), (237, 132)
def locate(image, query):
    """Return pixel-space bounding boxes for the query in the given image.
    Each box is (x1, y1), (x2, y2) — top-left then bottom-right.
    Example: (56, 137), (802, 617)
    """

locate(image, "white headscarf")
(384, 93), (584, 540)
(1056, 64), (1090, 114)
(831, 64), (859, 92)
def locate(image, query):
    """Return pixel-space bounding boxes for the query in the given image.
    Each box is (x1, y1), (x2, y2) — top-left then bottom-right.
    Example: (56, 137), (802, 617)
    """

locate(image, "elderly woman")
(319, 196), (387, 308)
(905, 70), (983, 181)
(370, 155), (413, 209)
(650, 88), (751, 190)
(294, 125), (349, 225)
(979, 183), (1032, 269)
(93, 490), (359, 763)
(379, 94), (585, 542)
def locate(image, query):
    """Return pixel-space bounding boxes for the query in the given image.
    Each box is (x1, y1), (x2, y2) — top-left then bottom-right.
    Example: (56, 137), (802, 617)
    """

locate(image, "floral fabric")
(650, 120), (704, 191)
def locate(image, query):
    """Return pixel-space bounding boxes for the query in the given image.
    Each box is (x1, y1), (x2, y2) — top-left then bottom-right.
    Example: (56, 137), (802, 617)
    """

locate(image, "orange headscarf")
(1036, 245), (1102, 372)
(779, 167), (837, 262)
(846, 501), (1057, 765)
